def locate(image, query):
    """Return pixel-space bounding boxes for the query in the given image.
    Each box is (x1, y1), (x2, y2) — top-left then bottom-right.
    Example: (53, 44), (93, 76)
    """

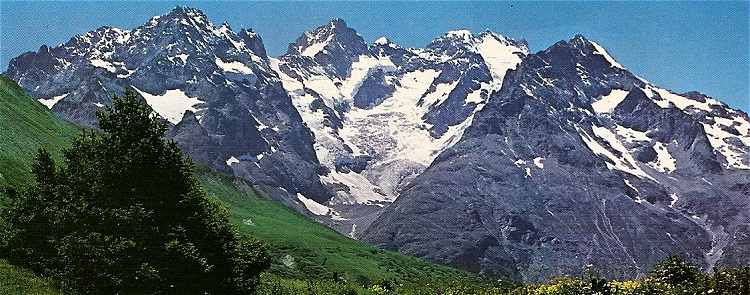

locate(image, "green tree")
(1, 89), (270, 294)
(649, 256), (704, 293)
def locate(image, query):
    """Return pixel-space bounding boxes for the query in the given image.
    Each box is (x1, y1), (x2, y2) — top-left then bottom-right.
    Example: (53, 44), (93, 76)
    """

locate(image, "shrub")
(0, 90), (270, 294)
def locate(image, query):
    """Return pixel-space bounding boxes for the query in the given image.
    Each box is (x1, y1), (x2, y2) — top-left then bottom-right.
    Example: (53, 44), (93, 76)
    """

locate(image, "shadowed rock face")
(6, 7), (750, 281)
(362, 35), (750, 281)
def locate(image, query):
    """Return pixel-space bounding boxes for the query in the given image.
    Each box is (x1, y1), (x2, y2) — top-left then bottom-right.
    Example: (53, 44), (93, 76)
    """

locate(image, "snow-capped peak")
(590, 41), (625, 69)
(374, 36), (390, 45)
(445, 29), (473, 41)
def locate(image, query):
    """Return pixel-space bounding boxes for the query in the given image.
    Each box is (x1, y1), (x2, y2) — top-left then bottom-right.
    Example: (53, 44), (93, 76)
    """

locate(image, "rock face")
(6, 7), (750, 281)
(272, 24), (528, 234)
(5, 6), (333, 210)
(361, 35), (750, 281)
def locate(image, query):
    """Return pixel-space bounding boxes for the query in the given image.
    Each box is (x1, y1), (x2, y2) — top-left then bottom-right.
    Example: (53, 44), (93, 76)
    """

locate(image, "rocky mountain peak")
(425, 29), (527, 60)
(284, 18), (370, 77)
(239, 28), (267, 59)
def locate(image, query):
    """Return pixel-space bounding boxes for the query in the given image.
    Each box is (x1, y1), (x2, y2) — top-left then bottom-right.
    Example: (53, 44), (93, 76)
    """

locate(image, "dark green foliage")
(0, 90), (270, 294)
(649, 255), (702, 288)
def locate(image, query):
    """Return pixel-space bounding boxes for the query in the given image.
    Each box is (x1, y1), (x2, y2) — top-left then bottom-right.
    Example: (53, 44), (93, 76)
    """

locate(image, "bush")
(0, 90), (270, 294)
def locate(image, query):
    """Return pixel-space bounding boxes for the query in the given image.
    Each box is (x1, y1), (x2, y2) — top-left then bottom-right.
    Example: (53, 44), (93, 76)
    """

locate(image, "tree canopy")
(0, 89), (270, 294)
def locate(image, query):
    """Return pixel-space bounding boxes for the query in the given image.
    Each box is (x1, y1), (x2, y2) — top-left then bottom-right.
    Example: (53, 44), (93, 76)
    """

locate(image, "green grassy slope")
(0, 76), (468, 283)
(0, 260), (64, 295)
(198, 168), (466, 282)
(0, 76), (79, 187)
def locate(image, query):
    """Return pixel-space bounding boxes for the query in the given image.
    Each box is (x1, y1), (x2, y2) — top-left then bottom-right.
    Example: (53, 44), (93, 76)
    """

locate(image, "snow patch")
(215, 57), (252, 74)
(578, 125), (656, 181)
(374, 36), (390, 46)
(475, 33), (524, 85)
(624, 179), (645, 204)
(322, 171), (393, 205)
(301, 35), (332, 57)
(615, 125), (651, 143)
(652, 87), (719, 112)
(591, 41), (624, 69)
(592, 89), (629, 113)
(341, 55), (397, 99)
(38, 93), (68, 109)
(131, 86), (204, 124)
(652, 142), (677, 173)
(701, 121), (750, 169)
(297, 193), (331, 216)
(533, 157), (545, 169)
(670, 193), (679, 208)
(226, 156), (239, 166)
(514, 159), (531, 177)
(176, 53), (189, 63)
(90, 59), (118, 72)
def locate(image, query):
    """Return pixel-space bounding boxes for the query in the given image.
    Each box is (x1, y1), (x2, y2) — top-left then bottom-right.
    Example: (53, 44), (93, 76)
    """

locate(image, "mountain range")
(5, 6), (749, 281)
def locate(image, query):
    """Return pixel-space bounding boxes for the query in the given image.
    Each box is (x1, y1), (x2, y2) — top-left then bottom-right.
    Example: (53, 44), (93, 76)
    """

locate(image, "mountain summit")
(5, 7), (749, 281)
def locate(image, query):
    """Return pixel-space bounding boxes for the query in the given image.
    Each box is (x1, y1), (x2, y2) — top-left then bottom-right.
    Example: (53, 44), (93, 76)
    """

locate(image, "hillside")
(0, 76), (468, 283)
(0, 76), (79, 187)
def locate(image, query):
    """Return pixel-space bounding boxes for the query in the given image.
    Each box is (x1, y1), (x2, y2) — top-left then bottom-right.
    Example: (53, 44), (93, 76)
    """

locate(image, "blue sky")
(1, 1), (748, 110)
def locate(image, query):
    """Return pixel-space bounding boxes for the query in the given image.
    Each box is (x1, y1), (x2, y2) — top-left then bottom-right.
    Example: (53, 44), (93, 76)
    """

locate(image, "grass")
(0, 75), (79, 187)
(197, 167), (470, 283)
(0, 259), (64, 295)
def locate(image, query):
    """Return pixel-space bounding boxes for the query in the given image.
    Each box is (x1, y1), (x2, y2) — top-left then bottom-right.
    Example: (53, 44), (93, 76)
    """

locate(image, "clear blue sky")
(1, 1), (748, 111)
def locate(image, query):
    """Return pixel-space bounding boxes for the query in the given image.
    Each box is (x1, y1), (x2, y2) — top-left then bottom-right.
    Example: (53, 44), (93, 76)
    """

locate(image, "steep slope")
(273, 21), (528, 234)
(0, 75), (79, 186)
(4, 6), (333, 215)
(0, 77), (469, 282)
(362, 35), (750, 281)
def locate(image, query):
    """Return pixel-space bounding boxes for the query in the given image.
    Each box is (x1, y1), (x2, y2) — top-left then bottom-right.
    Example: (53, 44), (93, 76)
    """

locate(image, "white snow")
(669, 193), (679, 208)
(652, 87), (718, 112)
(322, 170), (393, 205)
(272, 32), (525, 208)
(131, 86), (204, 124)
(340, 55), (397, 98)
(592, 89), (629, 113)
(590, 41), (625, 69)
(701, 121), (750, 169)
(652, 142), (677, 173)
(348, 224), (357, 239)
(513, 160), (532, 177)
(90, 59), (118, 72)
(475, 33), (524, 85)
(623, 179), (645, 204)
(176, 53), (189, 63)
(225, 156), (239, 166)
(614, 125), (651, 143)
(215, 57), (253, 74)
(578, 125), (656, 181)
(533, 157), (545, 169)
(38, 93), (68, 109)
(297, 193), (331, 216)
(420, 80), (458, 108)
(301, 35), (332, 57)
(117, 69), (136, 79)
(374, 36), (390, 46)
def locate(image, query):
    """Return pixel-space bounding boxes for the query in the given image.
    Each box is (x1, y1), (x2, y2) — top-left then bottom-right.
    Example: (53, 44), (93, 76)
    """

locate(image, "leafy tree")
(649, 256), (703, 288)
(0, 89), (270, 294)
